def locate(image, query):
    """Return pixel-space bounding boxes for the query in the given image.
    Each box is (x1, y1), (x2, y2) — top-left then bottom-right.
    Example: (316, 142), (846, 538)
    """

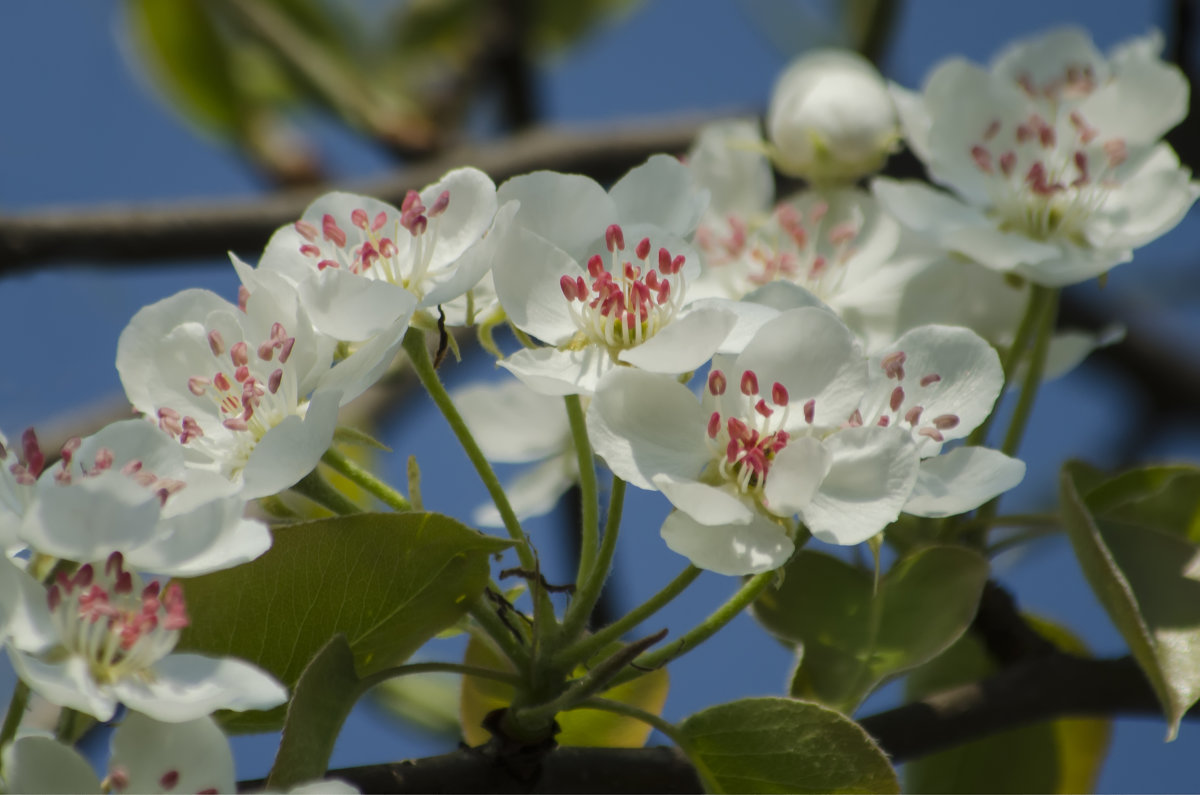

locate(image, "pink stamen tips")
(890, 386), (905, 412)
(671, 254), (686, 273)
(656, 280), (671, 304)
(623, 262), (640, 280)
(606, 224), (625, 252)
(181, 417), (203, 443)
(429, 190), (451, 217)
(919, 427), (945, 442)
(317, 259), (338, 271)
(560, 275), (581, 301)
(351, 208), (369, 229)
(983, 119), (1001, 140)
(1039, 123), (1056, 148)
(21, 429), (44, 478)
(1104, 139), (1127, 168)
(847, 409), (863, 427)
(257, 340), (275, 361)
(234, 365), (251, 384)
(920, 373), (941, 387)
(373, 211), (388, 232)
(971, 145), (993, 173)
(294, 220), (319, 242)
(740, 370), (759, 396)
(755, 399), (774, 418)
(322, 214), (347, 247)
(905, 405), (924, 425)
(878, 415), (890, 427)
(881, 351), (907, 380)
(803, 399), (816, 424)
(999, 151), (1016, 177)
(587, 254), (605, 277)
(379, 237), (396, 257)
(726, 439), (741, 464)
(708, 369), (727, 395)
(299, 244), (321, 258)
(727, 416), (749, 440)
(635, 237), (652, 260)
(829, 222), (857, 247)
(1072, 151), (1090, 187)
(47, 585), (62, 612)
(230, 341), (249, 368)
(91, 448), (115, 473)
(268, 369), (283, 394)
(223, 417), (249, 432)
(708, 411), (722, 438)
(809, 201), (829, 224)
(932, 414), (960, 430)
(360, 241), (379, 271)
(106, 551), (125, 578)
(1070, 111), (1098, 144)
(213, 372), (232, 392)
(207, 330), (225, 357)
(160, 770), (180, 791)
(658, 248), (672, 272)
(278, 337), (295, 363)
(772, 382), (788, 405)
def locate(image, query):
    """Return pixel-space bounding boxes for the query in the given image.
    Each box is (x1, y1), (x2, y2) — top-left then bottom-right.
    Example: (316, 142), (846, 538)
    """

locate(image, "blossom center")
(293, 190), (451, 299)
(559, 224), (688, 351)
(968, 111), (1127, 241)
(853, 351), (959, 442)
(703, 369), (798, 496)
(46, 552), (189, 685)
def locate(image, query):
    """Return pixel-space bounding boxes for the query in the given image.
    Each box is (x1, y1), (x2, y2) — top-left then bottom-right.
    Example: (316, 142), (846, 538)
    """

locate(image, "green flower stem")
(321, 447), (411, 511)
(0, 680), (30, 752)
(610, 568), (778, 688)
(469, 595), (531, 670)
(967, 284), (1050, 447)
(401, 329), (533, 570)
(561, 478), (626, 645)
(1001, 286), (1059, 457)
(569, 698), (720, 794)
(986, 525), (1062, 556)
(290, 468), (362, 515)
(553, 563), (701, 670)
(564, 395), (600, 587)
(358, 661), (521, 692)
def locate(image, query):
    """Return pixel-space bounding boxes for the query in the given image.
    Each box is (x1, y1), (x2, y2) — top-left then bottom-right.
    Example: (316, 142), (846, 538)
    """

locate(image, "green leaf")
(175, 512), (511, 732)
(333, 425), (392, 452)
(905, 616), (1111, 793)
(752, 547), (988, 713)
(123, 0), (244, 136)
(1083, 464), (1200, 543)
(677, 697), (898, 794)
(459, 634), (669, 748)
(267, 635), (363, 791)
(1060, 465), (1200, 739)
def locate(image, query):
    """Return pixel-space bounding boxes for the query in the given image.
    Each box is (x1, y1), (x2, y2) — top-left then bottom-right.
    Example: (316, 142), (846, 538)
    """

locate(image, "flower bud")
(766, 49), (899, 184)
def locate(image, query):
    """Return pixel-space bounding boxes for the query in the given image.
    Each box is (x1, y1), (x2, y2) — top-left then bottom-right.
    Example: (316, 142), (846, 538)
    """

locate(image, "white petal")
(475, 455), (576, 528)
(319, 316), (410, 405)
(117, 654), (288, 723)
(500, 346), (614, 396)
(420, 167), (499, 274)
(800, 426), (919, 546)
(110, 712), (235, 795)
(22, 472), (160, 562)
(454, 379), (570, 463)
(1040, 325), (1125, 381)
(7, 563), (57, 654)
(586, 368), (710, 490)
(296, 268), (415, 341)
(498, 171), (617, 261)
(660, 510), (792, 575)
(241, 389), (341, 499)
(618, 306), (736, 373)
(889, 82), (932, 163)
(422, 200), (519, 308)
(734, 308), (868, 426)
(990, 27), (1104, 88)
(127, 497), (271, 577)
(3, 736), (101, 794)
(905, 446), (1026, 517)
(652, 474), (754, 526)
(492, 226), (581, 344)
(688, 119), (773, 216)
(9, 649), (117, 721)
(762, 436), (833, 517)
(610, 154), (709, 238)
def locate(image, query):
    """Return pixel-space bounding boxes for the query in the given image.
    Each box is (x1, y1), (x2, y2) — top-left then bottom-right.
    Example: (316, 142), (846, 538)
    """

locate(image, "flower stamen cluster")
(704, 368), (794, 496)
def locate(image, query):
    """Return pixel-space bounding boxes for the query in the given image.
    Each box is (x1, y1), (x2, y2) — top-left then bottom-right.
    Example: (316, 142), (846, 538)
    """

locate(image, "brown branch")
(0, 115), (724, 274)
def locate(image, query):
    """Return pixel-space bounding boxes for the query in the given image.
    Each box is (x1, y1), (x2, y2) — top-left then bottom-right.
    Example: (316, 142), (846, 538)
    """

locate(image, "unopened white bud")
(767, 49), (899, 184)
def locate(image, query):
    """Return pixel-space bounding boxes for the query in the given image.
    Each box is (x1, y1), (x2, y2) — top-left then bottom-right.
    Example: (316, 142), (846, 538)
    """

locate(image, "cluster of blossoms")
(1, 24), (1194, 790)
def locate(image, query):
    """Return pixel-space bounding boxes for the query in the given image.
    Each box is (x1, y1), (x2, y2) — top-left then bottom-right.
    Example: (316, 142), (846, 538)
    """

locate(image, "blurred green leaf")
(1060, 464), (1200, 739)
(905, 616), (1111, 793)
(176, 512), (510, 732)
(752, 547), (988, 713)
(372, 670), (462, 737)
(267, 634), (362, 791)
(123, 0), (244, 136)
(677, 697), (898, 794)
(1082, 464), (1200, 543)
(460, 634), (669, 747)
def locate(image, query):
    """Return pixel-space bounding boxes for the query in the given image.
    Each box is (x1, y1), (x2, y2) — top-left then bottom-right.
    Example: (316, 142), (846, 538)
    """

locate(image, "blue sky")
(2, 0), (1198, 790)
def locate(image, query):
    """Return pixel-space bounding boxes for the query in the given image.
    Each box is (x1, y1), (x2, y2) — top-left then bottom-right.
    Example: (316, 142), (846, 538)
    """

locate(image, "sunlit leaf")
(1060, 464), (1200, 739)
(176, 512), (510, 732)
(460, 634), (668, 748)
(677, 697), (898, 794)
(905, 616), (1111, 793)
(1083, 464), (1200, 543)
(752, 546), (988, 713)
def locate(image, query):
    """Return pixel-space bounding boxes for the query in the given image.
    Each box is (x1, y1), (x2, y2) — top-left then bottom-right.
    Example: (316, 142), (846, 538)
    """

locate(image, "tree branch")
(0, 115), (723, 274)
